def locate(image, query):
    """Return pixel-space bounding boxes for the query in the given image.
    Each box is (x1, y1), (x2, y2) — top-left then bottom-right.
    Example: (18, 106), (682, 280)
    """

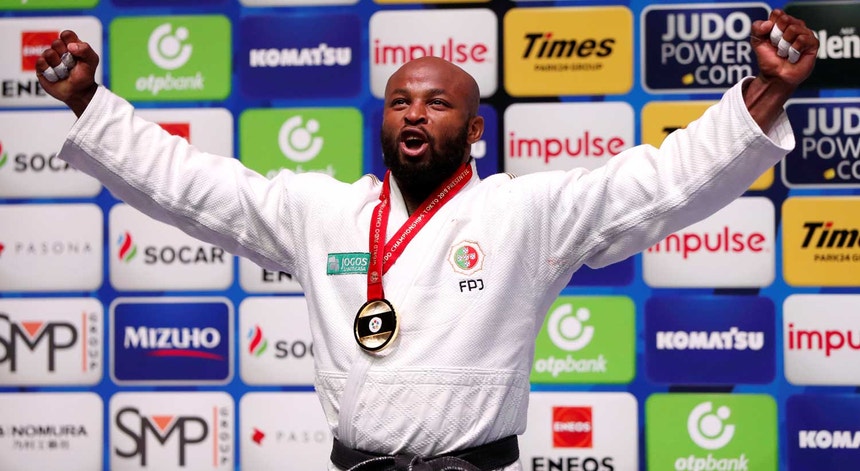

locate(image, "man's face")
(381, 60), (477, 197)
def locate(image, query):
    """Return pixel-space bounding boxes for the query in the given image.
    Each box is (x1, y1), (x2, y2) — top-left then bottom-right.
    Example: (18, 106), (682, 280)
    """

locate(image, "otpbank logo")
(785, 2), (860, 89)
(239, 297), (314, 385)
(239, 108), (363, 183)
(645, 296), (775, 384)
(504, 7), (633, 96)
(643, 197), (775, 288)
(522, 392), (638, 470)
(110, 392), (233, 470)
(782, 99), (860, 188)
(787, 395), (860, 470)
(641, 4), (768, 93)
(239, 14), (359, 99)
(531, 296), (635, 384)
(109, 16), (231, 101)
(109, 204), (233, 291)
(0, 17), (102, 108)
(369, 9), (497, 98)
(110, 297), (233, 385)
(0, 298), (102, 386)
(782, 197), (860, 286)
(0, 0), (96, 10)
(641, 101), (772, 190)
(784, 294), (860, 385)
(504, 102), (633, 176)
(646, 394), (777, 471)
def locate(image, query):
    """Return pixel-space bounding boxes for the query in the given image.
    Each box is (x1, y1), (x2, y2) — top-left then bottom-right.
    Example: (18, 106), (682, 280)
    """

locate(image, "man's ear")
(467, 115), (484, 144)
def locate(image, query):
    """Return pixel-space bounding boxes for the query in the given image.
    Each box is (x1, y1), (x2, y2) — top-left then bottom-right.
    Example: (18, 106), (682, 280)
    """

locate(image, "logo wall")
(239, 107), (363, 182)
(111, 297), (233, 385)
(643, 197), (775, 287)
(787, 394), (860, 470)
(0, 392), (102, 471)
(784, 294), (860, 385)
(0, 16), (102, 108)
(641, 4), (768, 93)
(531, 296), (635, 384)
(785, 2), (859, 89)
(369, 9), (497, 98)
(504, 102), (633, 176)
(0, 203), (102, 292)
(239, 297), (314, 385)
(110, 392), (233, 470)
(239, 14), (360, 99)
(240, 392), (332, 470)
(0, 0), (97, 10)
(782, 99), (860, 187)
(238, 0), (357, 5)
(0, 298), (102, 386)
(135, 108), (234, 156)
(109, 204), (233, 291)
(522, 392), (637, 470)
(109, 16), (231, 101)
(646, 394), (777, 471)
(645, 296), (775, 384)
(504, 6), (633, 96)
(782, 197), (860, 286)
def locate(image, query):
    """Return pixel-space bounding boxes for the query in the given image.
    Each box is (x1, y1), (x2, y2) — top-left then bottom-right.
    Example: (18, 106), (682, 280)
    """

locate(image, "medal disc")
(354, 299), (398, 352)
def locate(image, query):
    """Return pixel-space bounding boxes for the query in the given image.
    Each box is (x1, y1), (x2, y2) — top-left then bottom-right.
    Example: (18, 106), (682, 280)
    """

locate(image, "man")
(37, 9), (816, 471)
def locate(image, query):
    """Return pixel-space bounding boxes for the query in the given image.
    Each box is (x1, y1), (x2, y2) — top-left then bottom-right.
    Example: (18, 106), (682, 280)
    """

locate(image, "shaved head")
(385, 57), (481, 118)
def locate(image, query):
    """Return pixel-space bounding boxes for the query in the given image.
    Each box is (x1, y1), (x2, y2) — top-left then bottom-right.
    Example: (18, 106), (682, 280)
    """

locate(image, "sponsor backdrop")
(0, 0), (858, 470)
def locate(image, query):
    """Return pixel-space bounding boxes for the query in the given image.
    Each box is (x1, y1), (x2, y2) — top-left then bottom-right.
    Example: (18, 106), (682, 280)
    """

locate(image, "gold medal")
(353, 299), (399, 352)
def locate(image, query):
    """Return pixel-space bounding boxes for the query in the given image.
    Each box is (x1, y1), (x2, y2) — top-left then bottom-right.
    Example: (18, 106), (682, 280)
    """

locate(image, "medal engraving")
(354, 299), (398, 352)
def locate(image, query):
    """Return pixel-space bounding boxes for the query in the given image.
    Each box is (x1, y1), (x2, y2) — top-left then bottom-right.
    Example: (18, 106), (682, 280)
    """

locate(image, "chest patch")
(326, 252), (370, 275)
(449, 241), (484, 275)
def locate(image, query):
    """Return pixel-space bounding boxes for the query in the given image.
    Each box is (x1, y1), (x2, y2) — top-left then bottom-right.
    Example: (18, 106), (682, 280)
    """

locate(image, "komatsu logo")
(799, 430), (860, 449)
(249, 44), (352, 67)
(656, 328), (765, 351)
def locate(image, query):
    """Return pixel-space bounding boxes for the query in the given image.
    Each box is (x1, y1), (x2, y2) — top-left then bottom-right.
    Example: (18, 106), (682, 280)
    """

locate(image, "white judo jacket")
(59, 78), (794, 470)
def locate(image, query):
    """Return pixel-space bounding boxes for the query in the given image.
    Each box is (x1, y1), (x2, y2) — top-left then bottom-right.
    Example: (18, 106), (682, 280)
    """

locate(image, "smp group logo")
(646, 394), (777, 471)
(0, 111), (102, 198)
(504, 102), (633, 176)
(787, 395), (860, 470)
(109, 204), (233, 291)
(531, 296), (634, 384)
(643, 197), (775, 288)
(782, 197), (860, 286)
(240, 392), (332, 470)
(239, 14), (360, 99)
(785, 2), (859, 89)
(111, 297), (233, 385)
(239, 108), (363, 183)
(0, 298), (102, 386)
(640, 101), (773, 190)
(239, 297), (314, 385)
(135, 108), (233, 156)
(0, 203), (102, 292)
(784, 294), (860, 385)
(504, 6), (633, 96)
(110, 392), (233, 471)
(522, 392), (638, 471)
(238, 257), (303, 294)
(641, 4), (768, 93)
(109, 16), (231, 101)
(0, 17), (102, 108)
(0, 392), (103, 471)
(369, 9), (497, 99)
(645, 296), (775, 384)
(782, 99), (860, 188)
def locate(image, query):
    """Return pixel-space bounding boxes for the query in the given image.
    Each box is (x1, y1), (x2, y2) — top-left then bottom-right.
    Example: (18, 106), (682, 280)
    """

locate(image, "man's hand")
(744, 9), (819, 131)
(35, 30), (100, 118)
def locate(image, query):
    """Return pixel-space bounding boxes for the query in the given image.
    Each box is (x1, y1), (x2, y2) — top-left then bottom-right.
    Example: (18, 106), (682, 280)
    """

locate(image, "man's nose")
(404, 102), (426, 124)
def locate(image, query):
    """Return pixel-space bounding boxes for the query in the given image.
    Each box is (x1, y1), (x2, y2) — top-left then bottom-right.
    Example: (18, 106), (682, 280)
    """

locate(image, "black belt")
(330, 435), (519, 471)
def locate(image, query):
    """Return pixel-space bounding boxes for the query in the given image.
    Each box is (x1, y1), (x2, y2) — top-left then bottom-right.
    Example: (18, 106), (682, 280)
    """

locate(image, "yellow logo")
(641, 101), (772, 190)
(504, 6), (633, 96)
(783, 197), (860, 286)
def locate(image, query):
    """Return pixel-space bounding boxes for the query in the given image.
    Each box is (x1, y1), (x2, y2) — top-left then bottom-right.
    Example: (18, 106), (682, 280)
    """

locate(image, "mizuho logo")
(148, 24), (192, 70)
(278, 117), (323, 163)
(688, 402), (735, 450)
(547, 304), (594, 351)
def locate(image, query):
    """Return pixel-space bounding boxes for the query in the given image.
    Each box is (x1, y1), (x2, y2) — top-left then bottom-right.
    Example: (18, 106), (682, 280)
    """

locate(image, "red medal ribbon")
(367, 162), (473, 300)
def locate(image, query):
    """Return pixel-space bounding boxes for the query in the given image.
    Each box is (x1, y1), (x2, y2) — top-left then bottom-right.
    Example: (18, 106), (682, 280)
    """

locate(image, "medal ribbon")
(367, 162), (473, 300)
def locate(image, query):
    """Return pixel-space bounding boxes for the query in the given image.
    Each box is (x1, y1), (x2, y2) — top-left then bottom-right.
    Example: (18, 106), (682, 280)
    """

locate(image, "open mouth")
(399, 129), (429, 158)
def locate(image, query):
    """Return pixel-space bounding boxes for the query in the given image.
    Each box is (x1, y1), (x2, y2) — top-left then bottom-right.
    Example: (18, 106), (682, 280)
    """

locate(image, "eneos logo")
(157, 122), (191, 141)
(641, 5), (767, 93)
(504, 6), (633, 96)
(531, 296), (634, 384)
(448, 241), (483, 275)
(552, 407), (592, 448)
(21, 31), (57, 71)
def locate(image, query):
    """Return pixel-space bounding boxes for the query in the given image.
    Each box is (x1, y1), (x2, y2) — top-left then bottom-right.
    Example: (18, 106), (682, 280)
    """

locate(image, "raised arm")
(35, 30), (98, 117)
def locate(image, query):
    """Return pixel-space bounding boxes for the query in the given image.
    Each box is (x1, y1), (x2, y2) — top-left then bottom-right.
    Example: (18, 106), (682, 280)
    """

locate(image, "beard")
(381, 125), (469, 204)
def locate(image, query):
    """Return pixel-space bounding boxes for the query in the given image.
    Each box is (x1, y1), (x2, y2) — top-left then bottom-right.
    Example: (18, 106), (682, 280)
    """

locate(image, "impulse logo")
(787, 322), (860, 357)
(783, 100), (860, 187)
(247, 325), (268, 357)
(116, 232), (137, 263)
(647, 226), (766, 260)
(552, 407), (592, 448)
(373, 37), (489, 65)
(21, 31), (58, 71)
